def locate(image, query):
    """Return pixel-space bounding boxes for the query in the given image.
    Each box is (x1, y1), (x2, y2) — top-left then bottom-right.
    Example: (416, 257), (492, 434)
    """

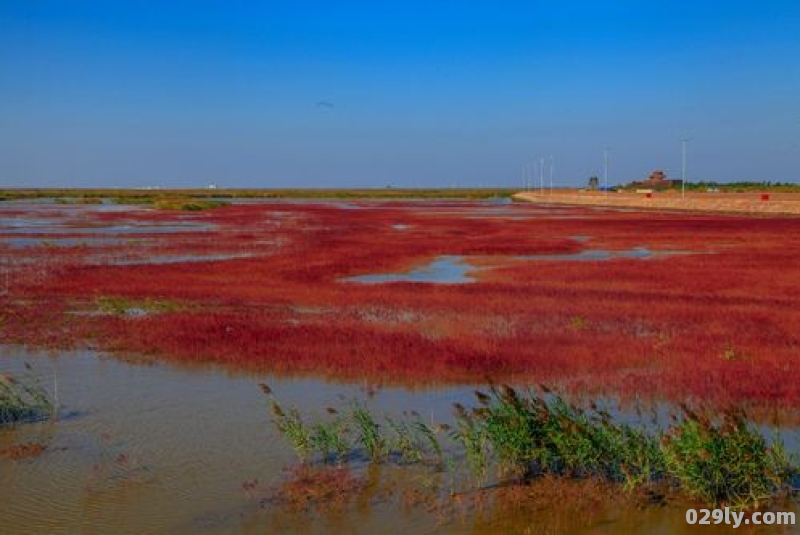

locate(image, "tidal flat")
(2, 198), (800, 533)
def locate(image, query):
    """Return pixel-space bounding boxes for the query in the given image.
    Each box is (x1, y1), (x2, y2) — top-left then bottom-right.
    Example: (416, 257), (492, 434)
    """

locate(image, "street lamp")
(522, 163), (528, 190)
(681, 137), (692, 199)
(540, 157), (545, 194)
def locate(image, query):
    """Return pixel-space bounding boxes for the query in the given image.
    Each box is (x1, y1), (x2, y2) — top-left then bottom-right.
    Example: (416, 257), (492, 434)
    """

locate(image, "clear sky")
(2, 1), (799, 188)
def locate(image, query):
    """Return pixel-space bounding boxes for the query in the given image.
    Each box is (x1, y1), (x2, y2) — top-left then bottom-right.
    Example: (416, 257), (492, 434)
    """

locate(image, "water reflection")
(0, 202), (214, 235)
(2, 237), (144, 248)
(343, 256), (478, 284)
(107, 252), (257, 266)
(0, 347), (474, 535)
(342, 247), (700, 286)
(517, 247), (672, 261)
(1, 347), (798, 534)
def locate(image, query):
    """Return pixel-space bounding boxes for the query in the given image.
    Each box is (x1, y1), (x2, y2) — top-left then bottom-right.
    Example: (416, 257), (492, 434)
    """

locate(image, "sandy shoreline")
(513, 190), (800, 216)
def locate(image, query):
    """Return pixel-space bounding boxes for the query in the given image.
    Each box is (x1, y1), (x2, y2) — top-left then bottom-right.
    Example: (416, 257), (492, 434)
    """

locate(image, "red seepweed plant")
(3, 200), (800, 416)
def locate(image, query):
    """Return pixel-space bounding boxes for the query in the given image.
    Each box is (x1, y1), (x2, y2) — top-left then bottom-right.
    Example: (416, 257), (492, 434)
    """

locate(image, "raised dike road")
(513, 191), (800, 216)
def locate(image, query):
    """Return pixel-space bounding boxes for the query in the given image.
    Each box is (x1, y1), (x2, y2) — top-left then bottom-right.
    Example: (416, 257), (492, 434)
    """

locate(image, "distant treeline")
(682, 181), (800, 193)
(0, 188), (517, 202)
(3, 184), (798, 203)
(615, 181), (800, 193)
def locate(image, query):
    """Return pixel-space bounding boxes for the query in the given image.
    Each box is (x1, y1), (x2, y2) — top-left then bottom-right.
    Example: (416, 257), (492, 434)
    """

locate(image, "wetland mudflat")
(2, 199), (800, 533)
(3, 347), (797, 534)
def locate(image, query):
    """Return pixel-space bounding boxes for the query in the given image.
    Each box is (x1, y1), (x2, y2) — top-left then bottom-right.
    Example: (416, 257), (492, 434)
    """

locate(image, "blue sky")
(2, 1), (799, 188)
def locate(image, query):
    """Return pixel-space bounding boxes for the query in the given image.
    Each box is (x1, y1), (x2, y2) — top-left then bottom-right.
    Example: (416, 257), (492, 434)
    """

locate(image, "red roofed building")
(634, 170), (683, 190)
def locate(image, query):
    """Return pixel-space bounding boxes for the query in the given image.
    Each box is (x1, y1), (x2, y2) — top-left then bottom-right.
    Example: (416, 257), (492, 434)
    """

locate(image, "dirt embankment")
(513, 191), (800, 215)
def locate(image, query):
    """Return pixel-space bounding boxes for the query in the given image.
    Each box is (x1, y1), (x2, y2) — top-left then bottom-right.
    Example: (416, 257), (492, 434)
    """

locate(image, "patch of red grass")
(264, 464), (366, 514)
(0, 442), (47, 460)
(3, 200), (800, 413)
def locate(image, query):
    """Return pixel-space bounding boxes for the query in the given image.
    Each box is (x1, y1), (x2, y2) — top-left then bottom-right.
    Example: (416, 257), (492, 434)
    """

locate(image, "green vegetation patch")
(262, 383), (443, 465)
(0, 365), (54, 426)
(265, 384), (797, 511)
(54, 197), (103, 205)
(95, 295), (184, 317)
(151, 197), (229, 211)
(0, 187), (518, 202)
(661, 407), (793, 509)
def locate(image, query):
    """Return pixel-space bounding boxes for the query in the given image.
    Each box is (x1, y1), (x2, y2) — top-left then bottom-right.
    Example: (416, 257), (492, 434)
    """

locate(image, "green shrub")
(661, 408), (794, 510)
(264, 383), (796, 510)
(0, 366), (54, 426)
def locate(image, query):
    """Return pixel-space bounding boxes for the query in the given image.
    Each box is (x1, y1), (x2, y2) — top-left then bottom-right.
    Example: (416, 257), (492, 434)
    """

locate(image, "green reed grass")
(661, 407), (794, 510)
(452, 401), (490, 482)
(385, 412), (444, 465)
(475, 387), (663, 485)
(385, 416), (425, 464)
(350, 401), (387, 461)
(262, 384), (312, 461)
(262, 384), (796, 510)
(412, 416), (445, 464)
(0, 365), (54, 426)
(310, 415), (350, 463)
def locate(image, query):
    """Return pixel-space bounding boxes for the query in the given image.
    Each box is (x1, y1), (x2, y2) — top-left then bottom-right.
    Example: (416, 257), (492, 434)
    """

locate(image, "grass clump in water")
(350, 400), (387, 461)
(261, 384), (444, 466)
(468, 386), (663, 488)
(264, 383), (796, 511)
(463, 386), (793, 510)
(386, 411), (444, 465)
(0, 364), (54, 426)
(309, 407), (350, 463)
(262, 384), (313, 461)
(661, 406), (794, 510)
(452, 400), (490, 482)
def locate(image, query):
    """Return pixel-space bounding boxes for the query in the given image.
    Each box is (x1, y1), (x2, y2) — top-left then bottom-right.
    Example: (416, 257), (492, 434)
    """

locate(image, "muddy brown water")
(1, 347), (798, 534)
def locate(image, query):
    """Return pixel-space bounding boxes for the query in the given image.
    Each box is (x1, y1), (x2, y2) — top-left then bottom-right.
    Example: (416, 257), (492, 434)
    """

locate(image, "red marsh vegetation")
(2, 200), (799, 414)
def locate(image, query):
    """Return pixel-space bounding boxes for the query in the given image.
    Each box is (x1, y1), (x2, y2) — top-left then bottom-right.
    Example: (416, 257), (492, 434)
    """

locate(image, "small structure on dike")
(630, 170), (683, 191)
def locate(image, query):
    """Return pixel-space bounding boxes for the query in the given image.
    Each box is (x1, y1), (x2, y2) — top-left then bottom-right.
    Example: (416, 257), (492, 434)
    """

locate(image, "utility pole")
(603, 149), (610, 194)
(522, 164), (527, 190)
(549, 155), (554, 194)
(681, 138), (691, 199)
(529, 161), (535, 191)
(523, 163), (532, 190)
(539, 157), (545, 194)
